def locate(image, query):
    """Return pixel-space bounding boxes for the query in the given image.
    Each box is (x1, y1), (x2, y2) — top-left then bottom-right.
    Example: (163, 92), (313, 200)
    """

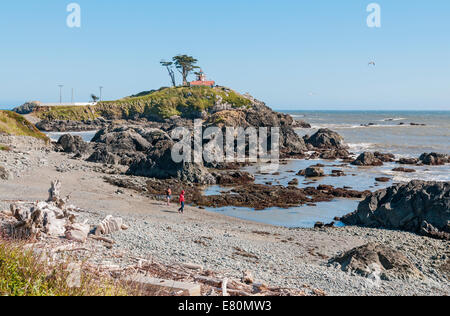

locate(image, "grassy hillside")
(34, 86), (253, 121)
(0, 111), (49, 142)
(36, 106), (98, 121)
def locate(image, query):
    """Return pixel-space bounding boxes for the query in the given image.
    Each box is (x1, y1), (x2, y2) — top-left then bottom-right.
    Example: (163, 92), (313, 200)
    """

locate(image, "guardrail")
(40, 102), (98, 107)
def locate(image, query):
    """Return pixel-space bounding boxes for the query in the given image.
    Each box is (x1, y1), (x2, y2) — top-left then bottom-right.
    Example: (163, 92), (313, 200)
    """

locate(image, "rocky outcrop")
(57, 134), (90, 154)
(397, 157), (419, 165)
(342, 181), (450, 240)
(304, 129), (347, 150)
(351, 152), (383, 166)
(205, 103), (308, 157)
(303, 167), (325, 178)
(330, 243), (423, 280)
(396, 153), (449, 166)
(88, 125), (171, 166)
(13, 101), (41, 115)
(419, 153), (449, 166)
(292, 120), (312, 129)
(214, 171), (255, 185)
(36, 118), (109, 132)
(318, 149), (350, 160)
(127, 139), (216, 185)
(374, 152), (396, 163)
(392, 167), (416, 173)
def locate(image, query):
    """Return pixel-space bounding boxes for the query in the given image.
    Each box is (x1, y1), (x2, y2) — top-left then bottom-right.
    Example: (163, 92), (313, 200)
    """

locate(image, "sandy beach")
(1, 136), (448, 296)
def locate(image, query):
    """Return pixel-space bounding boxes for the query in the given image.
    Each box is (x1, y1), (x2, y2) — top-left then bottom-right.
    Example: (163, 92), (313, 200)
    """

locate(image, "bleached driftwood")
(222, 278), (229, 297)
(94, 215), (128, 236)
(48, 180), (70, 209)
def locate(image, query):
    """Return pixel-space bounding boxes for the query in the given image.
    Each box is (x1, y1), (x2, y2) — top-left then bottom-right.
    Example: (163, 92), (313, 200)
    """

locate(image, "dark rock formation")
(213, 171), (255, 185)
(396, 153), (448, 166)
(330, 170), (346, 177)
(304, 129), (347, 150)
(192, 183), (369, 210)
(88, 125), (171, 166)
(298, 166), (325, 178)
(374, 152), (396, 163)
(319, 149), (350, 160)
(288, 179), (299, 186)
(57, 134), (90, 154)
(330, 243), (423, 280)
(397, 157), (419, 165)
(419, 153), (449, 166)
(36, 118), (109, 132)
(125, 135), (215, 185)
(392, 167), (416, 173)
(352, 152), (383, 166)
(305, 167), (325, 178)
(375, 177), (391, 183)
(205, 103), (308, 157)
(342, 181), (450, 240)
(292, 120), (312, 129)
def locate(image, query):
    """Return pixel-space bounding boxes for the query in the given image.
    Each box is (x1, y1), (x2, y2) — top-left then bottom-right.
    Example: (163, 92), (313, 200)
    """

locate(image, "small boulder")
(374, 152), (396, 163)
(352, 152), (383, 166)
(397, 158), (419, 165)
(304, 129), (347, 150)
(305, 167), (325, 178)
(57, 134), (89, 154)
(392, 167), (416, 173)
(419, 153), (449, 166)
(330, 243), (423, 280)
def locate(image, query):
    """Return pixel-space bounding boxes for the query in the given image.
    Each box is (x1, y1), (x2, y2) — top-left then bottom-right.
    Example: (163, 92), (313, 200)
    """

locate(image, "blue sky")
(0, 0), (449, 110)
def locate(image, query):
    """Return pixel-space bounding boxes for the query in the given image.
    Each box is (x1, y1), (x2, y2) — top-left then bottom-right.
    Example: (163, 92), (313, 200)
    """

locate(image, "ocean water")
(3, 106), (450, 227)
(205, 111), (450, 228)
(46, 131), (98, 142)
(287, 110), (450, 157)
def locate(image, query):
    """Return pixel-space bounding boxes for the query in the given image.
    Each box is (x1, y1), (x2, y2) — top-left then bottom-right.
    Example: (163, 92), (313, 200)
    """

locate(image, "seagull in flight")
(368, 61), (376, 66)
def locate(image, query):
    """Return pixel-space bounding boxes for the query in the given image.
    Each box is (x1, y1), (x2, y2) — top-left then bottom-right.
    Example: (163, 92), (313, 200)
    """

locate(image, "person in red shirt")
(178, 190), (185, 214)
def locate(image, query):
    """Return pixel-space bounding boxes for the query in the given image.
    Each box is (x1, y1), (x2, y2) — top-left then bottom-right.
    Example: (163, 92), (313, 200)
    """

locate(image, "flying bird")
(368, 61), (376, 66)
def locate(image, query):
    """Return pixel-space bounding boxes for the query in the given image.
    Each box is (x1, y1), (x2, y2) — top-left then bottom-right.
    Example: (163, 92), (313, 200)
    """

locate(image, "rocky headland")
(1, 87), (449, 296)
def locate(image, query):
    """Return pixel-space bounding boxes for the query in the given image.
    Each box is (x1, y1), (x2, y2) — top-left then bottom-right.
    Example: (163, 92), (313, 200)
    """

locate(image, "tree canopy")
(172, 55), (199, 86)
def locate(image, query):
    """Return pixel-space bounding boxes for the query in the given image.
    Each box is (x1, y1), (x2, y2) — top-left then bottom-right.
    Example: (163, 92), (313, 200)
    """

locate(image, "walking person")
(178, 190), (185, 214)
(166, 188), (172, 206)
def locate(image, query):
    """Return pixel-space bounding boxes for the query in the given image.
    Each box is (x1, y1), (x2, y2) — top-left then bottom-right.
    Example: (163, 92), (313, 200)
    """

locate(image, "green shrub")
(0, 240), (130, 296)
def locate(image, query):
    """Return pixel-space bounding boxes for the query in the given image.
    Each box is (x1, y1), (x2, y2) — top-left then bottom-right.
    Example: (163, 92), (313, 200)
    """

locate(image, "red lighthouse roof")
(190, 69), (215, 87)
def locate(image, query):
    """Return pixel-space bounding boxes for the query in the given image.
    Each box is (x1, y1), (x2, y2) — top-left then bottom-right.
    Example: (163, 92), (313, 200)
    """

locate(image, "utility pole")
(99, 86), (103, 101)
(71, 88), (74, 103)
(58, 85), (64, 104)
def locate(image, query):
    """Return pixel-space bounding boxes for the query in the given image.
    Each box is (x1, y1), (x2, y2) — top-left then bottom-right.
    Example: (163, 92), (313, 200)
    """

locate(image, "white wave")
(347, 143), (376, 151)
(381, 118), (407, 122)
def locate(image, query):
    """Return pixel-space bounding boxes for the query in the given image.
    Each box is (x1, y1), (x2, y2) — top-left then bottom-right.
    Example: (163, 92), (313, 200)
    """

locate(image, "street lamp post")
(58, 85), (64, 104)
